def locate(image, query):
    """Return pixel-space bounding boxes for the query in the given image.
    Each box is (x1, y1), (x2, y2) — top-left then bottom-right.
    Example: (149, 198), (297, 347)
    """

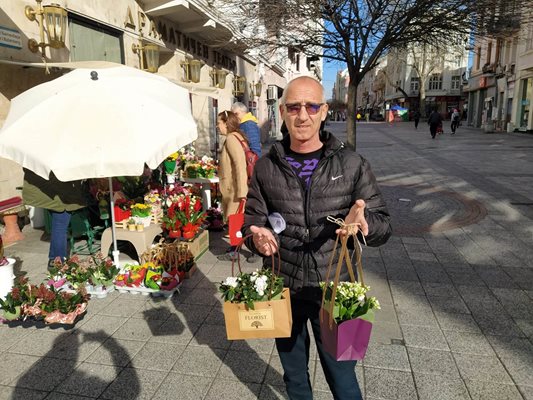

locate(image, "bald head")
(280, 76), (326, 105)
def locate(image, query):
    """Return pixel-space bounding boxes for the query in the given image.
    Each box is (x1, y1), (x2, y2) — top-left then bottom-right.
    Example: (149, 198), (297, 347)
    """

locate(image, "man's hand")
(336, 199), (369, 236)
(250, 225), (278, 256)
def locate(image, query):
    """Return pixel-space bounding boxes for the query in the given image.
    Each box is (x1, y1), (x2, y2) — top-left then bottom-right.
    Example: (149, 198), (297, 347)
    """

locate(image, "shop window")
(69, 14), (123, 63)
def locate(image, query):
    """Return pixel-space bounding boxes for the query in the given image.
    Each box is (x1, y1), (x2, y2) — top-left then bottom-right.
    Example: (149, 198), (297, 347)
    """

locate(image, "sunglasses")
(284, 102), (324, 115)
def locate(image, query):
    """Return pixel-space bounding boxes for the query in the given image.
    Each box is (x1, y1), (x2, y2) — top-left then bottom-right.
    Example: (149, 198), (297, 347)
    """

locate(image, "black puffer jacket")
(243, 131), (392, 302)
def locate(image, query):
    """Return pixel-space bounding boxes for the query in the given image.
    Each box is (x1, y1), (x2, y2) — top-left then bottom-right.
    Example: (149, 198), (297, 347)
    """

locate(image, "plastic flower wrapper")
(114, 263), (147, 287)
(219, 268), (284, 310)
(143, 262), (163, 290)
(320, 281), (380, 324)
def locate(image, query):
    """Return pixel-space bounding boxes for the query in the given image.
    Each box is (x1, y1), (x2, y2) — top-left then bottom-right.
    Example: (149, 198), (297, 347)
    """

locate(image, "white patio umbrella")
(0, 64), (198, 266)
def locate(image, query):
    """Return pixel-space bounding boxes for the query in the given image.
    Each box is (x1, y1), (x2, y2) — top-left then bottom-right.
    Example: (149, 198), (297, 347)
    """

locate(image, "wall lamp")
(181, 59), (203, 83)
(132, 40), (159, 73)
(250, 81), (263, 97)
(210, 68), (228, 89)
(233, 76), (246, 96)
(25, 0), (68, 56)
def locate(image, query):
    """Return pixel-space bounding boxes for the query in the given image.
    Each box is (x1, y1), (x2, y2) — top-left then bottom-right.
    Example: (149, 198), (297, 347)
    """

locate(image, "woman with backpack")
(216, 110), (250, 261)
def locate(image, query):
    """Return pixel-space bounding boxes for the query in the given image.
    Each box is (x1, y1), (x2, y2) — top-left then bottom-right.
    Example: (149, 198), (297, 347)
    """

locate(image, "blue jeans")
(275, 298), (363, 400)
(49, 210), (71, 261)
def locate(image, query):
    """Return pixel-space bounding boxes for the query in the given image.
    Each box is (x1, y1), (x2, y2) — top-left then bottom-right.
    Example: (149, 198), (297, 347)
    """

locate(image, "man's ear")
(321, 103), (329, 121)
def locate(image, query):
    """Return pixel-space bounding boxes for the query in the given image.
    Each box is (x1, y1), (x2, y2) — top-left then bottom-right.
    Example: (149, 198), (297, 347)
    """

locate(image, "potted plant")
(197, 155), (217, 179)
(127, 218), (136, 231)
(37, 284), (89, 325)
(86, 253), (119, 296)
(219, 268), (284, 309)
(162, 194), (205, 239)
(319, 281), (380, 361)
(131, 203), (152, 227)
(218, 267), (292, 340)
(0, 275), (28, 320)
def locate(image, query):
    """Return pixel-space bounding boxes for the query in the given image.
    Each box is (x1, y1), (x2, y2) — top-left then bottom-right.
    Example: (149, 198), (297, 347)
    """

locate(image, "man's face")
(280, 79), (328, 144)
(232, 108), (244, 120)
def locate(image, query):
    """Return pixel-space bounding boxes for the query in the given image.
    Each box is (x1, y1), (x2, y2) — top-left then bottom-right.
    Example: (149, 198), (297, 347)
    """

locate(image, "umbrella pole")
(108, 177), (121, 267)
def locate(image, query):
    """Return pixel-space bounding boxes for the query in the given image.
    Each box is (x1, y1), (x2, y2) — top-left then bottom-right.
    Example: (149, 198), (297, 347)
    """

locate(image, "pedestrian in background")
(216, 110), (249, 262)
(22, 169), (87, 270)
(413, 110), (421, 129)
(243, 76), (392, 399)
(231, 102), (261, 157)
(427, 108), (443, 139)
(451, 108), (461, 134)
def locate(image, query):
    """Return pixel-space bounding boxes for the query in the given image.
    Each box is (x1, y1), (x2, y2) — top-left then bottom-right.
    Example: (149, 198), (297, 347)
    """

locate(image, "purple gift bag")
(320, 308), (372, 361)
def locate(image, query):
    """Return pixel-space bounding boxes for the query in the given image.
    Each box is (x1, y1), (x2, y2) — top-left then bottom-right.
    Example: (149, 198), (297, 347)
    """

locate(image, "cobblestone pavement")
(1, 121), (533, 399)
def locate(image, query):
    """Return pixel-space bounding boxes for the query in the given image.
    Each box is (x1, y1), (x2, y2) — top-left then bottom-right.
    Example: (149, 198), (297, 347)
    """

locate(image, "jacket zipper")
(274, 142), (344, 287)
(304, 143), (344, 286)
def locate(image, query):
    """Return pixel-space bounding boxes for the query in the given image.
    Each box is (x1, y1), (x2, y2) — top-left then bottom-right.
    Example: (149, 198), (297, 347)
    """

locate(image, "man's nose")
(297, 105), (310, 120)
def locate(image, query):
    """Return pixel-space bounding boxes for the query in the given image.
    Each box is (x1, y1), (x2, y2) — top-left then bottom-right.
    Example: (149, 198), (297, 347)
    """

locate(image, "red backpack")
(235, 137), (259, 184)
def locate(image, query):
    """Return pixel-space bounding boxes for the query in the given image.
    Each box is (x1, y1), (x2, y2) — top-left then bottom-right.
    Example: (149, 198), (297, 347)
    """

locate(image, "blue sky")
(322, 59), (346, 100)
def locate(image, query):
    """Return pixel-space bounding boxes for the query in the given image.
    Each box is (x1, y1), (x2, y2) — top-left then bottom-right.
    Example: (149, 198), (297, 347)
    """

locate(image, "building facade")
(0, 0), (320, 157)
(465, 18), (533, 133)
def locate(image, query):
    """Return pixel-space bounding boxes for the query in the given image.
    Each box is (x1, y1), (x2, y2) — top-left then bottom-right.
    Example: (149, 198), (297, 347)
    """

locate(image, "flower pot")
(2, 305), (21, 321)
(136, 224), (144, 232)
(133, 216), (151, 227)
(128, 224), (136, 232)
(1, 214), (24, 245)
(0, 258), (16, 300)
(114, 206), (131, 222)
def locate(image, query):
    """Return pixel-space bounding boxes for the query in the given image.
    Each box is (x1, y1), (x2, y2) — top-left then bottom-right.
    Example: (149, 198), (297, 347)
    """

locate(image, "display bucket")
(0, 258), (16, 300)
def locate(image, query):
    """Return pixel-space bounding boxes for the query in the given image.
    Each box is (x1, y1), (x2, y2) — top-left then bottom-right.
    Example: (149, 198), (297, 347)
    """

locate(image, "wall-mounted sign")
(0, 26), (22, 49)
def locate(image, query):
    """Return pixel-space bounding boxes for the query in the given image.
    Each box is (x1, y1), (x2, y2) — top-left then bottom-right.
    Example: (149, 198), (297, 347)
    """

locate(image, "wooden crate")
(180, 229), (209, 261)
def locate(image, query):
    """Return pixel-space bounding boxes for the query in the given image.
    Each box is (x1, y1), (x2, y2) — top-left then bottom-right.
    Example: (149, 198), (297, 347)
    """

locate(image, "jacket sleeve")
(225, 134), (249, 199)
(352, 157), (392, 247)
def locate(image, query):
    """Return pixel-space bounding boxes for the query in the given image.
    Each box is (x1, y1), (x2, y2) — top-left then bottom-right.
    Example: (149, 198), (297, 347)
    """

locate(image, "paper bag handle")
(231, 234), (281, 300)
(320, 219), (365, 328)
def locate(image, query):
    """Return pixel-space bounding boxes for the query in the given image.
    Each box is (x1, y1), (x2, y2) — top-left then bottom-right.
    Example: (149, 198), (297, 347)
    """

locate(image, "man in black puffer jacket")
(243, 76), (392, 400)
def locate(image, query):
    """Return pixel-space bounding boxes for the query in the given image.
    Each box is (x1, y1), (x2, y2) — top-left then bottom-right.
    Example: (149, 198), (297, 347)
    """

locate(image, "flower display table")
(180, 176), (219, 210)
(100, 224), (163, 261)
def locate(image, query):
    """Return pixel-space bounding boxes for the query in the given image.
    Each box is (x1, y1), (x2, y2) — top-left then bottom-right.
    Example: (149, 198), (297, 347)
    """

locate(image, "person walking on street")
(242, 76), (392, 400)
(428, 109), (443, 139)
(216, 111), (249, 262)
(413, 110), (421, 129)
(231, 102), (261, 157)
(451, 109), (461, 134)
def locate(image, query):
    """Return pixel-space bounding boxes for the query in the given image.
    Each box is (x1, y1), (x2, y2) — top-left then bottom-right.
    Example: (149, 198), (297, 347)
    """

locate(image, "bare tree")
(216, 0), (533, 149)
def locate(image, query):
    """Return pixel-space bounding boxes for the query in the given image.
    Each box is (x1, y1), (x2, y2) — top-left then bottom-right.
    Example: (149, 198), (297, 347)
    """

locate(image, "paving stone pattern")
(2, 121), (533, 399)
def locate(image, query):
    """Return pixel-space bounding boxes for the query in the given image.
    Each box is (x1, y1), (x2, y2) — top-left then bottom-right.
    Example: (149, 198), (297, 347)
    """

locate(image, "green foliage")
(321, 281), (380, 324)
(219, 268), (284, 310)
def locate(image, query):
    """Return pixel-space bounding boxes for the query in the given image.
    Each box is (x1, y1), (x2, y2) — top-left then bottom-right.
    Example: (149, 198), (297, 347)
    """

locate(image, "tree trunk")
(345, 82), (358, 150)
